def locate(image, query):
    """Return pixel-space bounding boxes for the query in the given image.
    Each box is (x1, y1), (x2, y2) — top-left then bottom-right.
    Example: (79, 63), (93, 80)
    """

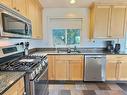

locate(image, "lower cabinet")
(106, 55), (127, 81)
(3, 77), (24, 95)
(69, 60), (83, 80)
(48, 55), (84, 81)
(106, 60), (117, 80)
(55, 60), (68, 80)
(118, 61), (127, 80)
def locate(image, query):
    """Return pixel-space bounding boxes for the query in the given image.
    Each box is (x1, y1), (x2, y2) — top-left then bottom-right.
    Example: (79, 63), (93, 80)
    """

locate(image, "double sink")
(56, 48), (106, 54)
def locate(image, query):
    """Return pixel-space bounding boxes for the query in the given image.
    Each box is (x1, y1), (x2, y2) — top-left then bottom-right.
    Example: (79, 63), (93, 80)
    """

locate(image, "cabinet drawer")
(106, 55), (127, 61)
(54, 55), (83, 61)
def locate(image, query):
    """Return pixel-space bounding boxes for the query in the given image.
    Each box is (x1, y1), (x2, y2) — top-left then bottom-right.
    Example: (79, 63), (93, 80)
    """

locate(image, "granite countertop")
(30, 48), (127, 55)
(0, 72), (25, 94)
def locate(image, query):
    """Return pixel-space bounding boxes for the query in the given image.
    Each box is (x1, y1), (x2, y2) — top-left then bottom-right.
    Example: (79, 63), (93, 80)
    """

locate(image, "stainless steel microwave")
(0, 9), (32, 38)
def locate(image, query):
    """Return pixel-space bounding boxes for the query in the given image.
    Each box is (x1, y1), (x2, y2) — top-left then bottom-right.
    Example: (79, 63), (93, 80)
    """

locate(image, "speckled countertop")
(30, 49), (127, 55)
(0, 72), (25, 94)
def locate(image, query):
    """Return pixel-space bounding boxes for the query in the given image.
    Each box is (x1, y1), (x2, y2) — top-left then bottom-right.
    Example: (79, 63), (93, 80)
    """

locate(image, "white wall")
(0, 38), (47, 49)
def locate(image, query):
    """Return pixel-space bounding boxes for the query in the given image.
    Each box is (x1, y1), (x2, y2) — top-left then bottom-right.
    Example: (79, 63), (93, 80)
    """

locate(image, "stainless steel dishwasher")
(84, 55), (106, 81)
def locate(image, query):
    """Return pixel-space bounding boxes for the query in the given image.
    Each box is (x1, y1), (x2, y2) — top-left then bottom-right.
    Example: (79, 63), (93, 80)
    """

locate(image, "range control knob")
(42, 61), (45, 66)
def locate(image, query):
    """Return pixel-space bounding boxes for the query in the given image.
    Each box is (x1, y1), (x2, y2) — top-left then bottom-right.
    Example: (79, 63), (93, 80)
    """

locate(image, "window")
(49, 18), (82, 46)
(53, 29), (80, 46)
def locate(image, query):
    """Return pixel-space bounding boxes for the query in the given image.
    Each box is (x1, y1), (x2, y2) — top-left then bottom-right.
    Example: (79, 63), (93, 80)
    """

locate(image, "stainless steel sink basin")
(57, 50), (81, 54)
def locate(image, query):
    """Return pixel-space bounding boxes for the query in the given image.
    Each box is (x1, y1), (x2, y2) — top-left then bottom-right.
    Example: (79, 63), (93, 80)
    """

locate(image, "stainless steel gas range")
(0, 45), (48, 95)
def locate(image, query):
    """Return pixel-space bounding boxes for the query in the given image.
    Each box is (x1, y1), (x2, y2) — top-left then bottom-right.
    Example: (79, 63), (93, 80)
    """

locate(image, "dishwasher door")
(84, 55), (106, 81)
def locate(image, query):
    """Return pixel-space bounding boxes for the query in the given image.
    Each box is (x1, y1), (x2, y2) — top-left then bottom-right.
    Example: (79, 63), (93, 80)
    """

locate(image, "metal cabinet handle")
(23, 92), (26, 95)
(13, 7), (16, 10)
(108, 36), (112, 37)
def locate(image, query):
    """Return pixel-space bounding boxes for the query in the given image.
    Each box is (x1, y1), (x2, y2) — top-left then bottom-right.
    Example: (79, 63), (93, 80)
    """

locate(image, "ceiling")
(39, 0), (127, 8)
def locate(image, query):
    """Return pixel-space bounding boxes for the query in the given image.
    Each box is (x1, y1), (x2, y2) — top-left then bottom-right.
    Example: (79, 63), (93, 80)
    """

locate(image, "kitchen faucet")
(74, 45), (77, 51)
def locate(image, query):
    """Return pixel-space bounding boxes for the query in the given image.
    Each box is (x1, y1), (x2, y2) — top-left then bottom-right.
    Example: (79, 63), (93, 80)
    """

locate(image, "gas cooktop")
(0, 56), (41, 71)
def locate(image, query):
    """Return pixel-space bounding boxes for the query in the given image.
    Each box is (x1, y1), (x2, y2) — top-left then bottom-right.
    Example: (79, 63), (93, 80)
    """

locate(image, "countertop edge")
(0, 72), (25, 95)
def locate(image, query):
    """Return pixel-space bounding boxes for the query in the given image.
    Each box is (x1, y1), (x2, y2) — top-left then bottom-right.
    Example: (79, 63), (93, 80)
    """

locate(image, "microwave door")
(1, 13), (28, 37)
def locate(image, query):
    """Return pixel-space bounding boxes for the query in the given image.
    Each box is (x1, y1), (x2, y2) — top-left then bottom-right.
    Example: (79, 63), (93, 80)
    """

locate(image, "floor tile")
(82, 90), (96, 95)
(48, 82), (127, 95)
(85, 83), (99, 90)
(59, 90), (71, 95)
(49, 89), (59, 95)
(95, 90), (110, 95)
(64, 84), (76, 90)
(75, 84), (87, 90)
(96, 83), (111, 90)
(108, 90), (126, 95)
(71, 90), (84, 95)
(107, 83), (123, 91)
(117, 83), (127, 92)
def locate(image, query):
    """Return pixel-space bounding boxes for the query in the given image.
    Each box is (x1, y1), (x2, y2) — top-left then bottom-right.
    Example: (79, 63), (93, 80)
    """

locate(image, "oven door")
(0, 13), (32, 38)
(35, 67), (48, 95)
(30, 67), (48, 95)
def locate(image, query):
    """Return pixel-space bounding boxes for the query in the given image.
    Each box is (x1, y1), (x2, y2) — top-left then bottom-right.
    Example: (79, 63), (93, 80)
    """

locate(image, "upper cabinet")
(28, 0), (43, 39)
(12, 0), (27, 17)
(0, 0), (27, 17)
(110, 6), (126, 38)
(89, 3), (127, 39)
(0, 0), (12, 8)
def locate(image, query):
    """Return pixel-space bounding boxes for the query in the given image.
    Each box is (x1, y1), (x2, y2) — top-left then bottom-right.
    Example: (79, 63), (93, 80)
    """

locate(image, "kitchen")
(0, 0), (127, 95)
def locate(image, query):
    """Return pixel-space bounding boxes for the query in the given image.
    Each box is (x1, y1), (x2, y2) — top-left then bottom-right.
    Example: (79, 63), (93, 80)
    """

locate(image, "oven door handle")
(35, 67), (48, 82)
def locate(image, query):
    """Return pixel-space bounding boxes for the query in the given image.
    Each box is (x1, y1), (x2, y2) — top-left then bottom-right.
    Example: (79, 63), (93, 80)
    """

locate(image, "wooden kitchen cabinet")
(0, 0), (12, 8)
(28, 0), (37, 38)
(106, 59), (117, 80)
(118, 59), (127, 80)
(48, 55), (84, 81)
(69, 60), (83, 80)
(35, 2), (43, 39)
(28, 0), (43, 39)
(106, 55), (127, 81)
(91, 5), (110, 38)
(55, 60), (68, 80)
(48, 55), (55, 80)
(12, 0), (27, 17)
(0, 0), (27, 17)
(89, 3), (126, 39)
(3, 77), (24, 95)
(110, 6), (126, 38)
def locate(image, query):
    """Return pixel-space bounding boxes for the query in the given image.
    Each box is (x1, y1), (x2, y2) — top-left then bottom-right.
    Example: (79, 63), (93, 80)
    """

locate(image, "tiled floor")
(49, 83), (127, 95)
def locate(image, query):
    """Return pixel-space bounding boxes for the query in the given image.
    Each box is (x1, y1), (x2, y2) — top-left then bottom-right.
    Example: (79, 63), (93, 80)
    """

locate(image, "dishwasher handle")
(85, 55), (106, 58)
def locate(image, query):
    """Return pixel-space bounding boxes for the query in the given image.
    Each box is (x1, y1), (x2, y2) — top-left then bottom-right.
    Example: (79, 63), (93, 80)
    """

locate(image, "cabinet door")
(94, 6), (111, 38)
(13, 0), (27, 17)
(0, 0), (12, 8)
(118, 61), (127, 80)
(69, 60), (83, 80)
(110, 6), (126, 38)
(48, 55), (55, 80)
(36, 3), (43, 39)
(106, 61), (117, 80)
(54, 60), (68, 80)
(28, 0), (37, 38)
(4, 82), (18, 95)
